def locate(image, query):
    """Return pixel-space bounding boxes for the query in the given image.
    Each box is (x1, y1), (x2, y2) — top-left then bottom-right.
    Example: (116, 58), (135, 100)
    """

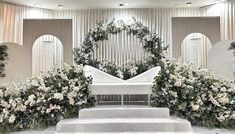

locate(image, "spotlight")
(187, 2), (192, 7)
(119, 3), (124, 8)
(58, 5), (63, 9)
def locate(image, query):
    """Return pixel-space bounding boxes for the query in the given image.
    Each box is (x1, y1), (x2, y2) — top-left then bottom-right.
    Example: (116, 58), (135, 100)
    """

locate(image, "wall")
(172, 17), (220, 59)
(0, 43), (31, 84)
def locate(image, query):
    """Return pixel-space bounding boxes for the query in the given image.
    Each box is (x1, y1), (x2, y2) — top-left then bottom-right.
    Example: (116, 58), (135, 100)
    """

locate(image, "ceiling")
(2, 0), (226, 10)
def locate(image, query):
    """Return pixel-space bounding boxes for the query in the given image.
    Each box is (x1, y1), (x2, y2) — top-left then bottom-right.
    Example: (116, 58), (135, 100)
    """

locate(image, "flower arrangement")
(74, 17), (166, 79)
(151, 59), (235, 128)
(0, 45), (8, 77)
(0, 64), (95, 132)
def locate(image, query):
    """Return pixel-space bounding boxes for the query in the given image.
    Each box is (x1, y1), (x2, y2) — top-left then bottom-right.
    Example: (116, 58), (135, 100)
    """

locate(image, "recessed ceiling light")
(187, 2), (192, 7)
(119, 3), (124, 8)
(58, 5), (63, 9)
(123, 2), (130, 6)
(34, 3), (41, 8)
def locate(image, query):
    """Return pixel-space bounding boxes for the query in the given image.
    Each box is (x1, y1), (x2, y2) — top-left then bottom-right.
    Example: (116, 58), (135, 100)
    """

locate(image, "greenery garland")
(0, 45), (8, 77)
(74, 18), (166, 80)
(229, 42), (235, 56)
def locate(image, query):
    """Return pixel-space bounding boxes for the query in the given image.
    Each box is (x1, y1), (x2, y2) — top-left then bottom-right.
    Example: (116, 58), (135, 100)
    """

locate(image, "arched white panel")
(32, 35), (63, 76)
(181, 33), (212, 68)
(208, 40), (235, 80)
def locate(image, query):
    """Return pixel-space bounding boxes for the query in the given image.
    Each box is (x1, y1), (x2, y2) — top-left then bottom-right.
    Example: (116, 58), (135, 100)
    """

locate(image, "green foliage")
(229, 42), (235, 56)
(0, 45), (8, 77)
(0, 64), (95, 133)
(151, 60), (235, 129)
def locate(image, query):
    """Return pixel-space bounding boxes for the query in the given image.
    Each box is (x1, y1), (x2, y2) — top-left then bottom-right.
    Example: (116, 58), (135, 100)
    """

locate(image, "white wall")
(0, 43), (31, 84)
(208, 40), (235, 80)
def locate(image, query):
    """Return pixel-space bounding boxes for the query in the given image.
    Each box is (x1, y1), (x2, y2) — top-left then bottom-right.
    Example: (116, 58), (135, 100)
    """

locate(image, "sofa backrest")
(83, 65), (126, 83)
(126, 66), (161, 83)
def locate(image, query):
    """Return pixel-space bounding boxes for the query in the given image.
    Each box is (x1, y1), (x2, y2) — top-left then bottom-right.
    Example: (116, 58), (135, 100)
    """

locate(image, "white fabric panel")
(0, 1), (235, 75)
(200, 0), (235, 40)
(52, 8), (200, 66)
(32, 35), (63, 76)
(181, 33), (212, 68)
(0, 2), (52, 44)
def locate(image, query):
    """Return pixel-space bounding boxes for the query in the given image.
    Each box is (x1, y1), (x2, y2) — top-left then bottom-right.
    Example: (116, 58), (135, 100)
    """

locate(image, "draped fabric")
(0, 1), (235, 74)
(0, 2), (52, 45)
(200, 0), (235, 40)
(52, 8), (200, 67)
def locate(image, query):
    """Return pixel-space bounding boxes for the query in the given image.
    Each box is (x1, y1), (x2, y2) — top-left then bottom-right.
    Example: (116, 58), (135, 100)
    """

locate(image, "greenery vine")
(0, 45), (8, 77)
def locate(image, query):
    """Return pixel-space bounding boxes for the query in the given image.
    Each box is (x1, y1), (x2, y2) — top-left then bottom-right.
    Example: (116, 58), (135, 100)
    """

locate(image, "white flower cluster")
(0, 64), (94, 131)
(152, 60), (235, 127)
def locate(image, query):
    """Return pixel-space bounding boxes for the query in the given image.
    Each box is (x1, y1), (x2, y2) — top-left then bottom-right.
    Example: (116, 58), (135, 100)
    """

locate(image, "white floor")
(11, 126), (235, 134)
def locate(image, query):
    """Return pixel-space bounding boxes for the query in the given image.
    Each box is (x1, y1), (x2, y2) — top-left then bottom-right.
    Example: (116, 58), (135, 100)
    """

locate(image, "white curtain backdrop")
(52, 8), (200, 66)
(0, 0), (235, 75)
(200, 0), (235, 40)
(0, 2), (52, 45)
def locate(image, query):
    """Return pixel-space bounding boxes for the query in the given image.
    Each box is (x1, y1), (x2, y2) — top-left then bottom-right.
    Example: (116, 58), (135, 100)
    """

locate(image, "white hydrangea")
(0, 89), (3, 98)
(191, 104), (200, 111)
(209, 94), (221, 107)
(169, 91), (178, 98)
(53, 93), (64, 101)
(8, 114), (16, 123)
(25, 94), (36, 106)
(217, 93), (229, 105)
(129, 66), (138, 76)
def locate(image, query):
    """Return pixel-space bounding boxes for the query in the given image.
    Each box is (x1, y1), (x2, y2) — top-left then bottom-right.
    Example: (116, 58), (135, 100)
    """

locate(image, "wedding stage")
(1, 1), (235, 133)
(55, 66), (193, 133)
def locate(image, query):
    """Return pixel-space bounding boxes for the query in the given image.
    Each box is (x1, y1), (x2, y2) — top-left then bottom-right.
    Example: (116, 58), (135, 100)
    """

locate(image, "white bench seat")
(84, 65), (161, 105)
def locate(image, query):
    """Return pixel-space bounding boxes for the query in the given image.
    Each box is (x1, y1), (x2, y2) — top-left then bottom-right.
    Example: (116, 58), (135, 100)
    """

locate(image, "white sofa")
(83, 65), (161, 105)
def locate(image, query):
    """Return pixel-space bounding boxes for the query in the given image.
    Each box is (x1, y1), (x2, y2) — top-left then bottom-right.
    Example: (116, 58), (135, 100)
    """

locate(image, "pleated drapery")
(52, 8), (200, 67)
(0, 1), (235, 74)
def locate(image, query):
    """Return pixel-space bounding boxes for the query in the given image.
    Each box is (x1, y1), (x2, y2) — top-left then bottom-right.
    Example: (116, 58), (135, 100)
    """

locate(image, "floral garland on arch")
(74, 18), (166, 80)
(0, 45), (8, 77)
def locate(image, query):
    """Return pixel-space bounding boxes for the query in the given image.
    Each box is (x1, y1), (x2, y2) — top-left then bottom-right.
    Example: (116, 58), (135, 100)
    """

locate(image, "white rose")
(46, 109), (51, 113)
(0, 90), (3, 98)
(217, 93), (229, 105)
(191, 104), (200, 111)
(8, 115), (16, 123)
(53, 93), (64, 101)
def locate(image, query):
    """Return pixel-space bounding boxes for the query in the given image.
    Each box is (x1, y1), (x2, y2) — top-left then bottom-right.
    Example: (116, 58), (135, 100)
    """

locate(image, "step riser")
(57, 122), (192, 132)
(79, 108), (169, 119)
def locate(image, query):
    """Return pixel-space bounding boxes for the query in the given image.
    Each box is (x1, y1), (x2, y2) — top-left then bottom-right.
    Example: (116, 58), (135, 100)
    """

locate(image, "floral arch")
(74, 18), (166, 79)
